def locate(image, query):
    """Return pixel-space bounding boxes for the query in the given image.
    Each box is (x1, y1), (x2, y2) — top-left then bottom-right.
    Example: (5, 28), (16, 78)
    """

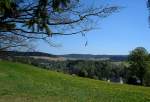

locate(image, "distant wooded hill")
(0, 51), (58, 58)
(0, 51), (128, 61)
(60, 54), (128, 61)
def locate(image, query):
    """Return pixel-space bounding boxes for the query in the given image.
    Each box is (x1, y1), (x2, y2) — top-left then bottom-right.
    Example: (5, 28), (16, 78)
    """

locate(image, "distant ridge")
(0, 51), (58, 58)
(0, 51), (128, 61)
(60, 54), (128, 61)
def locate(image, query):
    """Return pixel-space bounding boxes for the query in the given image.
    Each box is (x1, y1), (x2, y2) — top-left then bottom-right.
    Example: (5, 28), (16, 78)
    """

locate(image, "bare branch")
(0, 0), (119, 50)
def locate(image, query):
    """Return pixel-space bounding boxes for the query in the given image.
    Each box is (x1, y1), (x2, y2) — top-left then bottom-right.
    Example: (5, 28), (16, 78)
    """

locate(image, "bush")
(144, 68), (150, 86)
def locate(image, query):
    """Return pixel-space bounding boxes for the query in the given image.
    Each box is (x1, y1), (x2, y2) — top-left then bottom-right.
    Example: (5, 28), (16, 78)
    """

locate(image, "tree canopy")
(0, 0), (119, 50)
(128, 47), (149, 85)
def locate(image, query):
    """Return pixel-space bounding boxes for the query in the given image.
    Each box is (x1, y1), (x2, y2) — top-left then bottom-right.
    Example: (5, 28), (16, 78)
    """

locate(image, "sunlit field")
(0, 61), (150, 102)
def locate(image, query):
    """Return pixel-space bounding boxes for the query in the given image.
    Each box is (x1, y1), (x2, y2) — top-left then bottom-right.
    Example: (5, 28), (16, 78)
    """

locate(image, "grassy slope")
(0, 61), (150, 102)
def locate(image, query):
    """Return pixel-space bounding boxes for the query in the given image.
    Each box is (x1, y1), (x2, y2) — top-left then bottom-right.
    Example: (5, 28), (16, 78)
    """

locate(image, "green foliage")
(144, 63), (150, 86)
(0, 61), (150, 102)
(128, 47), (149, 85)
(0, 0), (18, 30)
(5, 56), (127, 82)
(52, 0), (70, 11)
(0, 0), (78, 32)
(0, 0), (20, 18)
(0, 0), (118, 35)
(2, 50), (150, 86)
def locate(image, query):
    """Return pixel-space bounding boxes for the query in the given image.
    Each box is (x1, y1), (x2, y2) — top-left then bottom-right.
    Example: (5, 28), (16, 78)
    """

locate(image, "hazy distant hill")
(0, 51), (57, 58)
(61, 54), (128, 61)
(0, 51), (128, 61)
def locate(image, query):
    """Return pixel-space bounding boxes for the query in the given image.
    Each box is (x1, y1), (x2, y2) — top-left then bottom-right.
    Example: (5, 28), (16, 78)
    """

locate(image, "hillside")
(0, 61), (150, 102)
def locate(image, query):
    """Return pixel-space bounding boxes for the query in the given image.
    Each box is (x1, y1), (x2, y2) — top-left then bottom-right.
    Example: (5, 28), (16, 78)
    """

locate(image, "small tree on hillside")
(128, 47), (149, 85)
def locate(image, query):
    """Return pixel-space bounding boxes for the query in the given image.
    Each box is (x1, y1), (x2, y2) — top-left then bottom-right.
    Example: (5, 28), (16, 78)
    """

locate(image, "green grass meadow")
(0, 61), (150, 102)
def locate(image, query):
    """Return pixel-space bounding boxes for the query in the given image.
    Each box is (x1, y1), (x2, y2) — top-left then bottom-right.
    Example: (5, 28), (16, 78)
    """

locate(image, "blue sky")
(37, 0), (150, 55)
